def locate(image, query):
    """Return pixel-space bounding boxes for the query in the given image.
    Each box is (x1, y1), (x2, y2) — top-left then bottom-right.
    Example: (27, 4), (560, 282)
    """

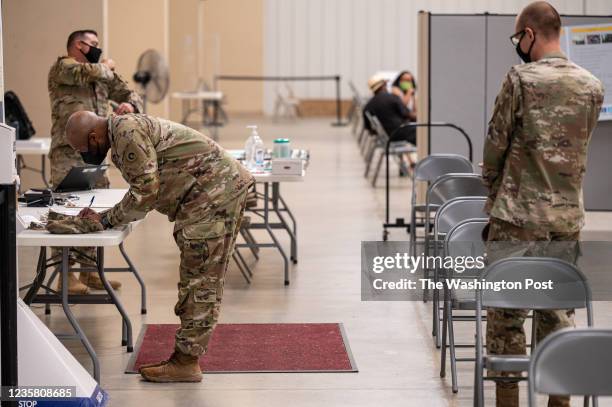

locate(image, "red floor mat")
(126, 323), (357, 373)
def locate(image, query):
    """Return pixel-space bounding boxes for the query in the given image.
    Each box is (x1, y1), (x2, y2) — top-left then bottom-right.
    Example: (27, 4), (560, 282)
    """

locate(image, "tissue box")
(271, 159), (304, 175)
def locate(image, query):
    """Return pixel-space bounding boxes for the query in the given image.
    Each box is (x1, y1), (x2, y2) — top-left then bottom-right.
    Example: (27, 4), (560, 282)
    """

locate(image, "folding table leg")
(45, 267), (60, 315)
(60, 248), (100, 382)
(273, 200), (297, 265)
(119, 242), (147, 315)
(278, 190), (298, 264)
(96, 247), (133, 352)
(23, 247), (47, 305)
(264, 183), (290, 285)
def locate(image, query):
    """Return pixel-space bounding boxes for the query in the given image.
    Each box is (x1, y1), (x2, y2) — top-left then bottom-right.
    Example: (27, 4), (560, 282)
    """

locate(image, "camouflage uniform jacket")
(483, 52), (604, 232)
(48, 56), (143, 155)
(105, 114), (254, 232)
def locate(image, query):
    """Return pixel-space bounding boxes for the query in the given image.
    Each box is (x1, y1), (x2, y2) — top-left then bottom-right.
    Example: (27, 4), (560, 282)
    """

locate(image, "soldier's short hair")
(517, 1), (561, 40)
(66, 29), (98, 50)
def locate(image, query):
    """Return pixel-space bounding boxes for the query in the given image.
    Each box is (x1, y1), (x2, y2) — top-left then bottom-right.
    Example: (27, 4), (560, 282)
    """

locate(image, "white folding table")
(17, 189), (145, 382)
(172, 91), (225, 140)
(15, 137), (51, 187)
(229, 150), (308, 285)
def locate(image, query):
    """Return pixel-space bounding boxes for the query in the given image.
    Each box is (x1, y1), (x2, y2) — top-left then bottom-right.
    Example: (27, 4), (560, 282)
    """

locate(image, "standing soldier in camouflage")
(48, 29), (143, 294)
(65, 111), (254, 382)
(482, 2), (604, 406)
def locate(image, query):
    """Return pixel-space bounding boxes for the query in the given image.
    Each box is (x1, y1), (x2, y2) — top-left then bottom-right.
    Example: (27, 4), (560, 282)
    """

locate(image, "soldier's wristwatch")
(100, 213), (113, 230)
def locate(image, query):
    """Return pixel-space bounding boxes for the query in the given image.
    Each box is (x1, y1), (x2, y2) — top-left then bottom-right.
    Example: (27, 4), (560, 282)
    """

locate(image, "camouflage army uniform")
(46, 211), (104, 234)
(48, 56), (142, 266)
(103, 114), (254, 357)
(483, 52), (604, 407)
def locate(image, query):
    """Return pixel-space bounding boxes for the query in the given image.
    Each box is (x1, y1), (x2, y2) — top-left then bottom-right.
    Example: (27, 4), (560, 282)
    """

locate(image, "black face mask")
(81, 43), (102, 63)
(80, 148), (106, 166)
(516, 32), (536, 63)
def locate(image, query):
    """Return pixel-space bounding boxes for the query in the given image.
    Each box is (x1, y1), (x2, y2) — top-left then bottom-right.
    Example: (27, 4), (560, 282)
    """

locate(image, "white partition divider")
(17, 299), (109, 406)
(419, 12), (612, 210)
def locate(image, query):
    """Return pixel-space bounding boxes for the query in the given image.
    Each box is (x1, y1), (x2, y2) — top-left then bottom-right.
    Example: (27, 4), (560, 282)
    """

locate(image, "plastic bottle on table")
(253, 135), (265, 172)
(244, 125), (259, 170)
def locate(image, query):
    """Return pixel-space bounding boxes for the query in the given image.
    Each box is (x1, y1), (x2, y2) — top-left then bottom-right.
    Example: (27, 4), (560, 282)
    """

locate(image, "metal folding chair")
(273, 83), (300, 121)
(347, 81), (366, 137)
(366, 115), (416, 187)
(529, 328), (612, 407)
(474, 257), (593, 407)
(439, 217), (488, 393)
(432, 198), (487, 349)
(422, 174), (487, 306)
(407, 155), (474, 255)
(361, 111), (377, 158)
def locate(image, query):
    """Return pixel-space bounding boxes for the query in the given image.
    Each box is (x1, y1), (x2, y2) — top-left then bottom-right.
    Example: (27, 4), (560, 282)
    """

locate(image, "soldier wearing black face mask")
(484, 3), (604, 407)
(47, 29), (143, 294)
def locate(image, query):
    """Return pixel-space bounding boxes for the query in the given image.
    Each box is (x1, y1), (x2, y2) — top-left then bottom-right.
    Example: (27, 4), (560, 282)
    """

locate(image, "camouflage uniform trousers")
(486, 217), (579, 407)
(49, 145), (110, 267)
(173, 189), (248, 357)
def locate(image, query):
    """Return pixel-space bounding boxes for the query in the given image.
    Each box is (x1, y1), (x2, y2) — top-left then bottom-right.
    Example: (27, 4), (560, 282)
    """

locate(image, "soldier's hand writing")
(115, 102), (135, 115)
(78, 208), (102, 223)
(101, 58), (116, 71)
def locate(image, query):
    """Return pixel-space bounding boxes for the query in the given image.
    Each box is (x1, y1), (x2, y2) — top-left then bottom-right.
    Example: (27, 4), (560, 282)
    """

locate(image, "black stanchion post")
(331, 75), (348, 127)
(0, 183), (18, 407)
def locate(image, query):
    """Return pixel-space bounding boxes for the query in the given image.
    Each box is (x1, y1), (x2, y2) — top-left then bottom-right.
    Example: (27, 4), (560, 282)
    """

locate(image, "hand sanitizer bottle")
(245, 125), (258, 170)
(253, 135), (265, 172)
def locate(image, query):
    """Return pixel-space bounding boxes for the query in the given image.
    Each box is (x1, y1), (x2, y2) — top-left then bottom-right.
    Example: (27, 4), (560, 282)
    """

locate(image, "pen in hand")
(78, 196), (97, 220)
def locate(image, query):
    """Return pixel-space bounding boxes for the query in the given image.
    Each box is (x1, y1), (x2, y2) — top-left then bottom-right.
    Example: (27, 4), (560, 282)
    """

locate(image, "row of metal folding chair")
(404, 155), (483, 348)
(408, 156), (609, 405)
(408, 154), (475, 263)
(438, 220), (607, 405)
(440, 223), (603, 405)
(411, 165), (488, 395)
(420, 172), (487, 351)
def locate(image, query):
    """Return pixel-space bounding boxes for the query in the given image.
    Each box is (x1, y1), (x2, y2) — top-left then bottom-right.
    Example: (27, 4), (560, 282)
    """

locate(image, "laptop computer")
(53, 164), (109, 192)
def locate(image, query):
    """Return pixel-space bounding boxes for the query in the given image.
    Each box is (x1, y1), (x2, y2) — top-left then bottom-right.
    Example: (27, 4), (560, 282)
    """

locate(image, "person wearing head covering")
(391, 70), (417, 119)
(363, 74), (416, 175)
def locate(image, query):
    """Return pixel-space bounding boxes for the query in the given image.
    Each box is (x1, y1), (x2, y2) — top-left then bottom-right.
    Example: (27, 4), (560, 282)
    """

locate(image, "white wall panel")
(263, 0), (610, 114)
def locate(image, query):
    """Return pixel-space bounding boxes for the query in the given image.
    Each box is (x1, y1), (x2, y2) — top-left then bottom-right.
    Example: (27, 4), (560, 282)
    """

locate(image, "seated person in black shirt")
(363, 74), (416, 175)
(363, 74), (416, 145)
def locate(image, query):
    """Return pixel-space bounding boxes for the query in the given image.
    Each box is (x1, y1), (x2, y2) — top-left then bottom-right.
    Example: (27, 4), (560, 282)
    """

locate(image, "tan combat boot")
(140, 352), (202, 383)
(496, 383), (519, 407)
(57, 272), (90, 295)
(548, 395), (570, 407)
(79, 272), (122, 290)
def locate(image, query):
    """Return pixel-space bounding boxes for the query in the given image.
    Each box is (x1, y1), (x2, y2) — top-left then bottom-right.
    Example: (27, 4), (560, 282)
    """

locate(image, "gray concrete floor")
(17, 117), (612, 406)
